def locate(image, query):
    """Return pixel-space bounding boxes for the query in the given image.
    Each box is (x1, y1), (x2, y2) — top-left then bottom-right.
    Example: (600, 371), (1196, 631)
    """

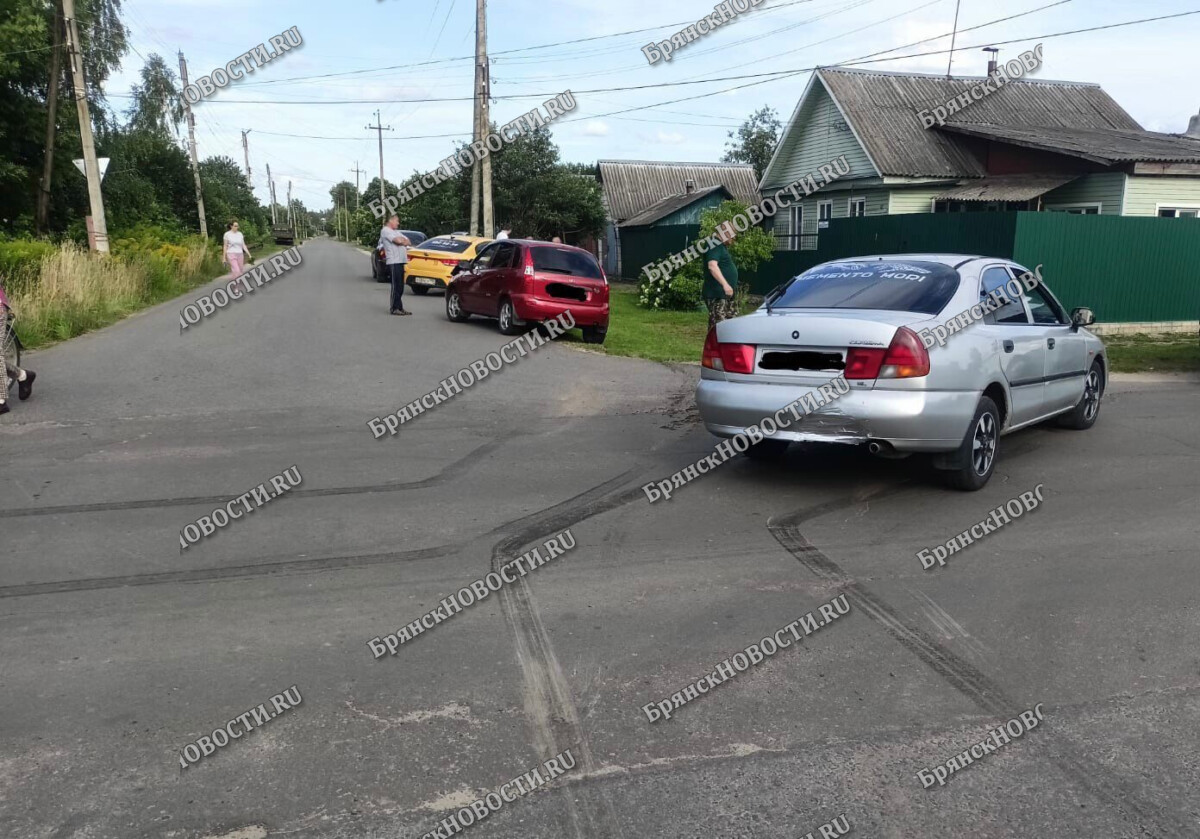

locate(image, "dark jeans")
(389, 262), (407, 311)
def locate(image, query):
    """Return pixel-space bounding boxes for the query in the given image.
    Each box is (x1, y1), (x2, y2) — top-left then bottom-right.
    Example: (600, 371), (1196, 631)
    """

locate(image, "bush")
(638, 200), (776, 312)
(0, 239), (56, 296)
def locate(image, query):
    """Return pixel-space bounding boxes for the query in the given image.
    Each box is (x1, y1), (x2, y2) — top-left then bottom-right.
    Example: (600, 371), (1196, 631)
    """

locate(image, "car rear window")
(532, 247), (602, 279)
(772, 260), (960, 314)
(420, 237), (472, 253)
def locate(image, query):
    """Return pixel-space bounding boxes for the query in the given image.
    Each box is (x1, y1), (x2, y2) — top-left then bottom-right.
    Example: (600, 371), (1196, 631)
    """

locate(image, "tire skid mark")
(0, 544), (456, 599)
(491, 468), (643, 839)
(768, 486), (1197, 838)
(0, 438), (507, 519)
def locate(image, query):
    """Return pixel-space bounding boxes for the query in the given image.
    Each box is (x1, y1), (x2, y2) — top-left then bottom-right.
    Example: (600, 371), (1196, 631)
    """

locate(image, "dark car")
(444, 239), (609, 343)
(371, 230), (427, 282)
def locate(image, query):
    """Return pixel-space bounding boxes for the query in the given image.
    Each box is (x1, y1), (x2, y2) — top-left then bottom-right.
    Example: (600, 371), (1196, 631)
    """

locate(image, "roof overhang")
(934, 173), (1081, 202)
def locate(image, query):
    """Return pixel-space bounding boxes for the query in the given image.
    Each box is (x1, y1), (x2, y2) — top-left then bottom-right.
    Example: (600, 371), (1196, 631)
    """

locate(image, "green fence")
(1012, 213), (1200, 323)
(618, 225), (697, 281)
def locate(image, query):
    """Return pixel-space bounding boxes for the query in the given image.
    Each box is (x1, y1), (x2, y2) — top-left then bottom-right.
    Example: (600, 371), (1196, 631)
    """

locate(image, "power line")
(114, 9), (1195, 107)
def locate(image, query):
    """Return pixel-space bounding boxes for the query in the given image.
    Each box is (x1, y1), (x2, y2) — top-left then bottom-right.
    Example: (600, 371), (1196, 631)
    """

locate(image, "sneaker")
(398, 310), (412, 316)
(18, 370), (35, 400)
(0, 402), (9, 416)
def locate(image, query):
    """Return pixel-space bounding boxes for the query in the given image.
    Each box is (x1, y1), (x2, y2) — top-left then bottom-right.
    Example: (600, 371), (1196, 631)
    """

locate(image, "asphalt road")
(2, 238), (1198, 839)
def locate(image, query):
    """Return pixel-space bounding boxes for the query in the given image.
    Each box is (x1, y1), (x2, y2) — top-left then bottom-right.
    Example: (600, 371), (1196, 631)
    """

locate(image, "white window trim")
(848, 196), (866, 217)
(818, 199), (833, 221)
(1155, 203), (1200, 217)
(1045, 202), (1102, 214)
(789, 205), (803, 250)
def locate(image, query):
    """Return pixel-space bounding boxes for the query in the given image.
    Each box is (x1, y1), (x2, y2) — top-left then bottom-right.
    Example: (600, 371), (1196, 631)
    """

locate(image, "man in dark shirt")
(703, 222), (739, 331)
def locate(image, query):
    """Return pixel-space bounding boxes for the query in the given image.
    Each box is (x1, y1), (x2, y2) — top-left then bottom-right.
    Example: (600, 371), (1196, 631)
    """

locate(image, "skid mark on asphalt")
(491, 468), (645, 839)
(0, 544), (457, 599)
(0, 438), (508, 519)
(767, 485), (1198, 838)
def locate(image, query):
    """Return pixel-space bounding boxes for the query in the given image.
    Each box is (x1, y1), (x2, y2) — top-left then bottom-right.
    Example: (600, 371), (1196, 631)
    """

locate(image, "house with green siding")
(760, 66), (1200, 250)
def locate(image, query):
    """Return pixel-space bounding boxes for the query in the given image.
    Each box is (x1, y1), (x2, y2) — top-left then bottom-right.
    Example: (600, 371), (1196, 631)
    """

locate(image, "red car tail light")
(845, 327), (930, 380)
(878, 326), (930, 378)
(523, 247), (535, 278)
(701, 329), (756, 374)
(440, 259), (458, 266)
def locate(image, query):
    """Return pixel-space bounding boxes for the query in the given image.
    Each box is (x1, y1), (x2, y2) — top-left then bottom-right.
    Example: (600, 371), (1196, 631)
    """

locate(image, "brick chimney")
(1187, 109), (1200, 139)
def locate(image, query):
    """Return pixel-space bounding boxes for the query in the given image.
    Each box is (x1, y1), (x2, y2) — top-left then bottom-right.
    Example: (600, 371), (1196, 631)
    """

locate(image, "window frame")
(979, 264), (1031, 325)
(1045, 203), (1101, 215)
(1156, 203), (1200, 218)
(817, 200), (833, 228)
(472, 241), (503, 269)
(788, 205), (803, 251)
(848, 196), (866, 217)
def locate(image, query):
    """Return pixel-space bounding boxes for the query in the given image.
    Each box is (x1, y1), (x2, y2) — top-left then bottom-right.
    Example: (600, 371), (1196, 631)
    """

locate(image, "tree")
(126, 53), (182, 138)
(201, 155), (266, 241)
(722, 106), (781, 181)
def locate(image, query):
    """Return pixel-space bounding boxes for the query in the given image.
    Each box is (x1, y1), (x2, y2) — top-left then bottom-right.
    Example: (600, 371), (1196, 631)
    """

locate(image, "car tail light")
(523, 247), (535, 278)
(878, 326), (930, 378)
(845, 327), (930, 380)
(440, 259), (458, 266)
(701, 329), (755, 374)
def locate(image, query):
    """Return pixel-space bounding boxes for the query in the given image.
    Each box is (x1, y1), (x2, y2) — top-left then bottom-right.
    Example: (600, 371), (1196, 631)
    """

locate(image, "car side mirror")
(1070, 307), (1095, 331)
(451, 261), (469, 276)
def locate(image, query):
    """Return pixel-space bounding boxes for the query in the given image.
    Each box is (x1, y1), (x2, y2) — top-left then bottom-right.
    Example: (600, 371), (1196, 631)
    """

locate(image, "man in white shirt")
(378, 215), (412, 315)
(495, 227), (510, 240)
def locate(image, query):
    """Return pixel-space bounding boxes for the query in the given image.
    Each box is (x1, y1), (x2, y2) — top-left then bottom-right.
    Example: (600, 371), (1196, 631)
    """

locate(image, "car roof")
(817, 253), (1002, 267)
(505, 238), (593, 254)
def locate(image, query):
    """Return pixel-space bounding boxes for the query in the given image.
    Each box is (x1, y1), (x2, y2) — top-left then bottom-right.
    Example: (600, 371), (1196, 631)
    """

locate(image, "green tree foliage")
(200, 155), (267, 243)
(639, 200), (777, 311)
(126, 52), (182, 138)
(722, 105), (781, 181)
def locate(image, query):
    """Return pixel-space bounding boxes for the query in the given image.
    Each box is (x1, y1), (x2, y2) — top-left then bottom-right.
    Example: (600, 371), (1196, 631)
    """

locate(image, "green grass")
(561, 284), (708, 363)
(1103, 333), (1200, 373)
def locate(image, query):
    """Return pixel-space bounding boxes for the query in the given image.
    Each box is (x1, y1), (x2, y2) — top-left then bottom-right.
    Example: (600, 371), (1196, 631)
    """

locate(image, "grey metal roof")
(935, 173), (1081, 202)
(618, 185), (730, 228)
(939, 123), (1200, 164)
(597, 160), (759, 221)
(817, 67), (1143, 178)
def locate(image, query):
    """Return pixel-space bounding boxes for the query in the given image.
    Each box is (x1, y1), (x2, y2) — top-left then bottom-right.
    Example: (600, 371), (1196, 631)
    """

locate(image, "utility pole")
(349, 162), (366, 209)
(287, 180), (293, 229)
(365, 111), (392, 208)
(61, 0), (109, 252)
(477, 0), (493, 237)
(241, 129), (252, 182)
(946, 0), (962, 76)
(36, 0), (64, 236)
(265, 162), (277, 224)
(341, 188), (349, 241)
(178, 52), (208, 239)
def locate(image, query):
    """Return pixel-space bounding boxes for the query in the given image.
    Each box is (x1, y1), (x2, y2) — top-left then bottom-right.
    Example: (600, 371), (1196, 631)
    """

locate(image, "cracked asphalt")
(2, 238), (1198, 839)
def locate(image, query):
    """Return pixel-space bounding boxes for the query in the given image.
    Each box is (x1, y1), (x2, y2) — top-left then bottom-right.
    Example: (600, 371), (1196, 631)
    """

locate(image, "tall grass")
(7, 239), (223, 349)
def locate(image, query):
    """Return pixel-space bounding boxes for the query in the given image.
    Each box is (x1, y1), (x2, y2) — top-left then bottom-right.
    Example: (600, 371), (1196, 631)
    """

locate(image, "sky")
(103, 0), (1200, 212)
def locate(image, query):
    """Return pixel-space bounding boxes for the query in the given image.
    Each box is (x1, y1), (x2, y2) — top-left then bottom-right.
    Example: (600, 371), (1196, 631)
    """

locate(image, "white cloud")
(584, 121), (610, 136)
(654, 131), (685, 145)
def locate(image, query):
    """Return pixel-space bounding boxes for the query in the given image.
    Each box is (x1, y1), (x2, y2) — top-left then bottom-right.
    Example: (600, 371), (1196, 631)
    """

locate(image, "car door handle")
(1002, 340), (1014, 353)
(1047, 338), (1056, 349)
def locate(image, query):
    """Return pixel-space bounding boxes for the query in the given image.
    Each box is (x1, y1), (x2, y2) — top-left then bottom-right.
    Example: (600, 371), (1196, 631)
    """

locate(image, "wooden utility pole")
(287, 180), (293, 229)
(341, 188), (348, 241)
(477, 0), (493, 237)
(178, 52), (208, 238)
(946, 0), (962, 76)
(365, 111), (392, 207)
(349, 162), (366, 209)
(241, 129), (252, 181)
(61, 0), (109, 252)
(36, 0), (64, 236)
(265, 162), (277, 224)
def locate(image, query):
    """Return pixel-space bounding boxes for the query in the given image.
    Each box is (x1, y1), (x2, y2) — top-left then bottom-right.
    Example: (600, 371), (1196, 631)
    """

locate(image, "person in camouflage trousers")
(704, 222), (739, 331)
(0, 284), (35, 416)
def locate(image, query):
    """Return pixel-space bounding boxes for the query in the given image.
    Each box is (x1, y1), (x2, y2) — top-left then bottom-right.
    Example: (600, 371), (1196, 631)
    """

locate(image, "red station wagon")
(444, 239), (609, 343)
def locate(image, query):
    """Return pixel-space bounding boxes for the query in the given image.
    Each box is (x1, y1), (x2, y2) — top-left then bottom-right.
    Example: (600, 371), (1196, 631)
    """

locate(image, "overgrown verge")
(0, 227), (272, 350)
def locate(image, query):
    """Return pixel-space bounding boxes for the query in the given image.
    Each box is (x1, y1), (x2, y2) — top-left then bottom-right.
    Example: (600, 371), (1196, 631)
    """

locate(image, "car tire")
(945, 396), (1000, 491)
(581, 325), (607, 345)
(743, 438), (789, 460)
(375, 262), (388, 283)
(1057, 361), (1104, 430)
(445, 290), (470, 323)
(498, 299), (521, 336)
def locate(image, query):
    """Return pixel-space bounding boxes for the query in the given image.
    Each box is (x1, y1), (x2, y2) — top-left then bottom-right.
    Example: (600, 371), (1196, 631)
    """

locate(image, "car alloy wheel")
(971, 412), (997, 476)
(1082, 369), (1101, 422)
(498, 300), (520, 335)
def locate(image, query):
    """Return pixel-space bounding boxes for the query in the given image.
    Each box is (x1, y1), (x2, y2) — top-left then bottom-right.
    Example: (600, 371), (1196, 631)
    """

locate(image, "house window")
(1047, 204), (1100, 215)
(787, 205), (803, 250)
(849, 197), (866, 217)
(818, 200), (833, 229)
(1158, 206), (1200, 218)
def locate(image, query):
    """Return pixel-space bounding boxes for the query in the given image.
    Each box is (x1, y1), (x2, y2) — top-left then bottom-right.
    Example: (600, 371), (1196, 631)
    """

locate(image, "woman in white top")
(222, 220), (250, 278)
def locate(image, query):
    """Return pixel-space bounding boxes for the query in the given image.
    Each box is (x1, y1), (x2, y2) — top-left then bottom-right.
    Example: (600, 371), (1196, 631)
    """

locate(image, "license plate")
(411, 277), (435, 285)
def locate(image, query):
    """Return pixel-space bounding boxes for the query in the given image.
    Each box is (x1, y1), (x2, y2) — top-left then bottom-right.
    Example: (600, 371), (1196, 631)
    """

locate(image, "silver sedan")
(696, 254), (1106, 490)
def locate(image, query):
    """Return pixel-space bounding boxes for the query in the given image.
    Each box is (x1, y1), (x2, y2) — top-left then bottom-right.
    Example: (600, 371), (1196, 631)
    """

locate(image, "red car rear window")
(531, 247), (601, 279)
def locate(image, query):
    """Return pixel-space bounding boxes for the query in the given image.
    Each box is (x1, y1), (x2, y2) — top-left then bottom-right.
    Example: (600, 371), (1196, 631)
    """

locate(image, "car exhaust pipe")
(867, 440), (907, 459)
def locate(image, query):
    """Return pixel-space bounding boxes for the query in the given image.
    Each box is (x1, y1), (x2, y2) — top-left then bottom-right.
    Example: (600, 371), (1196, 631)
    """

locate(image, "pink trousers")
(228, 253), (245, 278)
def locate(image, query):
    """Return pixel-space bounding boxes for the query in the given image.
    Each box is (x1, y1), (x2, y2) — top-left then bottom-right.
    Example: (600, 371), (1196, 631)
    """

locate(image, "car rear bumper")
(511, 293), (609, 327)
(407, 274), (448, 289)
(695, 378), (978, 452)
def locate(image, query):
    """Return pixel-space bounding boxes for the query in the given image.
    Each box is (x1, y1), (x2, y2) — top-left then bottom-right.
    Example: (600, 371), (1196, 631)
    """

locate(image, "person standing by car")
(222, 220), (250, 279)
(0, 281), (35, 416)
(379, 215), (412, 316)
(495, 227), (510, 240)
(704, 222), (739, 330)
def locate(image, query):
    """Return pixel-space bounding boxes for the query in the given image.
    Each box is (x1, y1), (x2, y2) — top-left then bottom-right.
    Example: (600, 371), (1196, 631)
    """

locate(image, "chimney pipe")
(983, 47), (999, 76)
(1187, 109), (1200, 139)
(684, 179), (695, 194)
